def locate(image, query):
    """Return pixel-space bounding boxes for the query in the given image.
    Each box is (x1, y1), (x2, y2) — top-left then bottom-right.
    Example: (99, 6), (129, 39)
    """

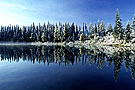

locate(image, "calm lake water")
(0, 46), (135, 90)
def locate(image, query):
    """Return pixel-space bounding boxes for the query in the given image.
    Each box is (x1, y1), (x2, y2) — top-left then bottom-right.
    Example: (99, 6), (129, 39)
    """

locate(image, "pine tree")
(70, 22), (75, 41)
(100, 21), (105, 37)
(89, 23), (94, 35)
(31, 23), (36, 42)
(131, 14), (135, 38)
(13, 25), (18, 41)
(113, 9), (123, 39)
(75, 24), (79, 40)
(17, 28), (23, 42)
(53, 23), (58, 42)
(41, 28), (45, 43)
(50, 25), (54, 42)
(78, 25), (81, 40)
(66, 22), (71, 42)
(35, 23), (40, 42)
(47, 21), (51, 42)
(97, 19), (100, 36)
(83, 22), (85, 34)
(94, 23), (98, 34)
(85, 23), (88, 36)
(43, 23), (48, 42)
(107, 24), (113, 34)
(61, 23), (66, 42)
(125, 20), (131, 42)
(57, 22), (62, 42)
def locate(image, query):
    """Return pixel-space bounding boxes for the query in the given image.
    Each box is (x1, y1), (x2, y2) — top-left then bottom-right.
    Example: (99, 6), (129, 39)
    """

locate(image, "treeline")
(0, 9), (135, 42)
(0, 46), (135, 81)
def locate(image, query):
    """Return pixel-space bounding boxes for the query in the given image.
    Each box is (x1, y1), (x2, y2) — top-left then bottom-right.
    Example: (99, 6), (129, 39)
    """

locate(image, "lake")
(0, 45), (135, 90)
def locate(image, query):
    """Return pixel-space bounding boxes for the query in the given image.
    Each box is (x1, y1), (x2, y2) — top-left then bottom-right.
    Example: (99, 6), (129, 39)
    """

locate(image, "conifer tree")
(97, 19), (100, 36)
(100, 21), (105, 37)
(75, 24), (79, 40)
(61, 23), (66, 42)
(18, 28), (23, 42)
(70, 22), (75, 41)
(54, 23), (58, 42)
(83, 22), (85, 34)
(57, 22), (62, 42)
(43, 23), (48, 42)
(94, 23), (98, 34)
(78, 25), (81, 40)
(131, 14), (135, 38)
(41, 28), (45, 43)
(89, 23), (94, 35)
(13, 25), (18, 41)
(107, 24), (113, 34)
(125, 20), (131, 42)
(113, 9), (123, 39)
(85, 23), (88, 36)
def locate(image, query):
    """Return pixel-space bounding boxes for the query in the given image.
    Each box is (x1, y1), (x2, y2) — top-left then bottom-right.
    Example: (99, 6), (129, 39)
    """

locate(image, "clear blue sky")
(0, 0), (135, 26)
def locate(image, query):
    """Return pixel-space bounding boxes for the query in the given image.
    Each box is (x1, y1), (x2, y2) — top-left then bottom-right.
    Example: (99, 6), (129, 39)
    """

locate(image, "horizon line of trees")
(0, 9), (135, 42)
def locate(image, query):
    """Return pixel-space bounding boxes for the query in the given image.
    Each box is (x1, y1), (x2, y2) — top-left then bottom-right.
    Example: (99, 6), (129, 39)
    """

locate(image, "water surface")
(0, 46), (135, 90)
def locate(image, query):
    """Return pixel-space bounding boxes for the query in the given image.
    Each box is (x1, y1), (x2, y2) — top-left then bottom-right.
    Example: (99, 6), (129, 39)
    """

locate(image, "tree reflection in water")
(0, 46), (135, 82)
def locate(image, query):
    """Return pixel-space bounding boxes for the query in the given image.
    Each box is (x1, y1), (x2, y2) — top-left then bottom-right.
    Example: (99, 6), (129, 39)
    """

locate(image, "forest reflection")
(0, 46), (135, 82)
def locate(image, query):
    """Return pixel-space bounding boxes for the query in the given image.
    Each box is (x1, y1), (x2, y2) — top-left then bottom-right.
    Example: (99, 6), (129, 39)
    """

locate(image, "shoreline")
(0, 42), (65, 46)
(0, 41), (135, 56)
(0, 40), (134, 47)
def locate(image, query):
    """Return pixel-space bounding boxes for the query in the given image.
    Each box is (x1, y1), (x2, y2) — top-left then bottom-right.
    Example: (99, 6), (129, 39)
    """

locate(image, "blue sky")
(0, 0), (135, 26)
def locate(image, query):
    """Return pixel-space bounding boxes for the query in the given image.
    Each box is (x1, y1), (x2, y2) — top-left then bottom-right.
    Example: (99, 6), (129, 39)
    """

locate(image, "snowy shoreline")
(0, 35), (135, 49)
(0, 37), (134, 47)
(0, 42), (66, 46)
(0, 40), (135, 56)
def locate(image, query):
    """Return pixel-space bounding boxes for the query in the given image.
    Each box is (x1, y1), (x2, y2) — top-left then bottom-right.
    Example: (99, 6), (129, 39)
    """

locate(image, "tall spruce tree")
(57, 22), (62, 42)
(84, 23), (88, 36)
(61, 23), (66, 42)
(70, 22), (75, 41)
(54, 23), (58, 42)
(89, 23), (94, 35)
(97, 19), (100, 36)
(78, 25), (81, 40)
(100, 21), (105, 37)
(75, 24), (79, 40)
(41, 27), (45, 42)
(83, 22), (85, 34)
(125, 20), (131, 42)
(107, 24), (113, 34)
(131, 14), (135, 38)
(113, 9), (123, 39)
(94, 23), (98, 34)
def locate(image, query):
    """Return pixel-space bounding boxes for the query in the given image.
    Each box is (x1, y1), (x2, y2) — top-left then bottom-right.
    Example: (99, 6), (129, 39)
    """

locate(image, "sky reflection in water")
(0, 46), (135, 90)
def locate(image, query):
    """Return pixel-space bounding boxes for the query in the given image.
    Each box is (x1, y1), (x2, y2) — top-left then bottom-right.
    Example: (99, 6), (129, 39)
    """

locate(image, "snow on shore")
(0, 42), (66, 46)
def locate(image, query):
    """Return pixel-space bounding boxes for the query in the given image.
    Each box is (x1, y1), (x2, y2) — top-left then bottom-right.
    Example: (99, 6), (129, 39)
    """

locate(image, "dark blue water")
(0, 46), (135, 90)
